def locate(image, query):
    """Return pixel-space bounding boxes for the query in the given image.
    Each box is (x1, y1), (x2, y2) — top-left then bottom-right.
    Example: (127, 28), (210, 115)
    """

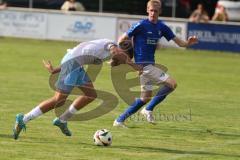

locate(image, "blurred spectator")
(61, 0), (85, 11)
(212, 4), (228, 22)
(189, 3), (209, 23)
(0, 0), (7, 10)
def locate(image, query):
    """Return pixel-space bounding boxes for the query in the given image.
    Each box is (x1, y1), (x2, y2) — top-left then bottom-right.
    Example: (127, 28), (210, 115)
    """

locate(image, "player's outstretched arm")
(126, 60), (143, 75)
(173, 36), (198, 47)
(109, 46), (142, 73)
(42, 60), (61, 74)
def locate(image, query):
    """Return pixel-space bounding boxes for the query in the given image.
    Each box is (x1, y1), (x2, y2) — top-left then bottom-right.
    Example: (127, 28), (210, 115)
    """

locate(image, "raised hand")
(187, 36), (198, 46)
(42, 60), (54, 73)
(42, 60), (61, 74)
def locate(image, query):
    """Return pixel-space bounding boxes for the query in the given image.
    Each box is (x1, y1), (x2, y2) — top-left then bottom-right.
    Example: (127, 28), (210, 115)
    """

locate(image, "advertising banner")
(0, 10), (47, 39)
(47, 14), (116, 41)
(188, 23), (240, 53)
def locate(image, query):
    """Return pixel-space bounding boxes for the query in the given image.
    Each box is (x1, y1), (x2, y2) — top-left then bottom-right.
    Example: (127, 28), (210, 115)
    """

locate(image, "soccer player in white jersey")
(113, 0), (198, 127)
(13, 39), (141, 140)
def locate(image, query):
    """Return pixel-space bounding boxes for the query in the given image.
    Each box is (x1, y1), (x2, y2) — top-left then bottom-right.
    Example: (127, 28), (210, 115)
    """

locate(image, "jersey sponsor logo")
(147, 38), (158, 45)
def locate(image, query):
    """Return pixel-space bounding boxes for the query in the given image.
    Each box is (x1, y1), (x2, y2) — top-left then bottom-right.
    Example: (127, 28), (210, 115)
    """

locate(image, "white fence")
(0, 8), (117, 41)
(0, 7), (188, 48)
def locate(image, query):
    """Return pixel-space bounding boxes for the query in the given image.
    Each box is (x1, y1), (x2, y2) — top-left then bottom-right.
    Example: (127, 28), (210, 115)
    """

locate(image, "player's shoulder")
(140, 19), (151, 25)
(157, 20), (167, 26)
(132, 19), (152, 29)
(140, 19), (147, 23)
(157, 20), (171, 30)
(142, 19), (166, 27)
(131, 19), (145, 28)
(128, 19), (145, 33)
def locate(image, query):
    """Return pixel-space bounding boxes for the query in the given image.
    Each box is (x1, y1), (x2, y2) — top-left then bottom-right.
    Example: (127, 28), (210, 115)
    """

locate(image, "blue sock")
(145, 85), (173, 111)
(117, 99), (145, 122)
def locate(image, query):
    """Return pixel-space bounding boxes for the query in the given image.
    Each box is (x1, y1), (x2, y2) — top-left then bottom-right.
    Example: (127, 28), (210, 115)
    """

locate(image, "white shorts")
(140, 64), (169, 91)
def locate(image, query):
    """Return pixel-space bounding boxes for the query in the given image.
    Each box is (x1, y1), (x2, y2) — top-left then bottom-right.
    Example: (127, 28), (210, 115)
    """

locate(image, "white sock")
(59, 104), (78, 122)
(69, 104), (78, 114)
(23, 106), (43, 124)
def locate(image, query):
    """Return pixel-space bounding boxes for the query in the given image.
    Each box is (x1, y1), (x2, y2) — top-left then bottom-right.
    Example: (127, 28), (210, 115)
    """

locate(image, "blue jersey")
(127, 19), (175, 65)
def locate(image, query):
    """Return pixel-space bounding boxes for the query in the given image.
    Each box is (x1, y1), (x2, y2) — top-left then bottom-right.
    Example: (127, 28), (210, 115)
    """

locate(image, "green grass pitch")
(0, 37), (239, 160)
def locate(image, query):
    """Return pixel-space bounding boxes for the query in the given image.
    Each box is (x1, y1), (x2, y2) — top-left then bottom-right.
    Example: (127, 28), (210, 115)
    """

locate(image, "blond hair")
(147, 0), (161, 8)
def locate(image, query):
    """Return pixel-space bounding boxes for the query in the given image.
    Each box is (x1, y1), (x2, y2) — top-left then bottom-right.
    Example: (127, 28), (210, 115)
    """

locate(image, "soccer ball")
(93, 129), (112, 146)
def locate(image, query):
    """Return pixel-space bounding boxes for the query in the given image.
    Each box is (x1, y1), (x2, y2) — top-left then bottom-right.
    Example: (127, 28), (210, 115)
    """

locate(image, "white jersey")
(61, 39), (116, 65)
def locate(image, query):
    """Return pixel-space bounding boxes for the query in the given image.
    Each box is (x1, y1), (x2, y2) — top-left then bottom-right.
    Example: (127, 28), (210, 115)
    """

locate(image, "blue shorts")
(55, 59), (91, 94)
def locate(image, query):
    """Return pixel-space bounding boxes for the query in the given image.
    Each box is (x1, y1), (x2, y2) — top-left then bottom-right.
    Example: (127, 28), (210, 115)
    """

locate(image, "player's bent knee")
(141, 97), (151, 103)
(88, 94), (97, 102)
(83, 96), (96, 104)
(55, 98), (67, 107)
(85, 92), (97, 103)
(88, 91), (97, 100)
(53, 94), (67, 106)
(140, 90), (152, 103)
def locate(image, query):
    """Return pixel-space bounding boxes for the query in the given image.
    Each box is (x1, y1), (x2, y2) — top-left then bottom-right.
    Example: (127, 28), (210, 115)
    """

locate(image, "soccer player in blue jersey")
(13, 39), (140, 140)
(113, 0), (198, 127)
